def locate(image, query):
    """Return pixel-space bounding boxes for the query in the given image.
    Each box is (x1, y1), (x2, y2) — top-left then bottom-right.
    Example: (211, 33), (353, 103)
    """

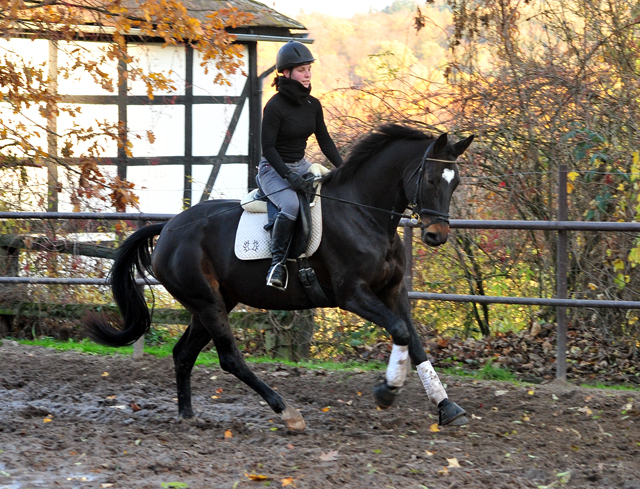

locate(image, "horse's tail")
(85, 222), (167, 347)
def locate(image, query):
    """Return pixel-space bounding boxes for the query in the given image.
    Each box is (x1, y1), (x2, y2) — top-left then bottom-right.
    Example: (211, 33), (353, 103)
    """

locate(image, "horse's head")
(408, 133), (474, 246)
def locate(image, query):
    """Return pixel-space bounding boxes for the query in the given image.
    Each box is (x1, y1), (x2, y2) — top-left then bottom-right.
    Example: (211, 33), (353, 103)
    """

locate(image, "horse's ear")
(453, 135), (474, 156)
(434, 133), (448, 153)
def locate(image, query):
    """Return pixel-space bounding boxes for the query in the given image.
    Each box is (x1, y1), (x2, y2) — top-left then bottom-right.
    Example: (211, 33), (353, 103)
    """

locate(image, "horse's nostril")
(422, 229), (448, 247)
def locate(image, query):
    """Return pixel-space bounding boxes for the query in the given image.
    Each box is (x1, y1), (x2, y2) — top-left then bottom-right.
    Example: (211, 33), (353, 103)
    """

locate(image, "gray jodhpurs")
(256, 157), (311, 220)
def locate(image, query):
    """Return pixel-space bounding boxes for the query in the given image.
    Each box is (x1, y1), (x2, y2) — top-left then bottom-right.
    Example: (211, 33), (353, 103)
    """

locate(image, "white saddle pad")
(235, 185), (323, 260)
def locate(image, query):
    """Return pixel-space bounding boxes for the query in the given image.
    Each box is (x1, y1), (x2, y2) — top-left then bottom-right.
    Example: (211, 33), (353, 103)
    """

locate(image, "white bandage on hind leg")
(386, 344), (409, 388)
(417, 360), (448, 406)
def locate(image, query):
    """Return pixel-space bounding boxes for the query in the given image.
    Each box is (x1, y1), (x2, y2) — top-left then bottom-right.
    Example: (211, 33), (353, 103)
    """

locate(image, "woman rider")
(258, 41), (344, 290)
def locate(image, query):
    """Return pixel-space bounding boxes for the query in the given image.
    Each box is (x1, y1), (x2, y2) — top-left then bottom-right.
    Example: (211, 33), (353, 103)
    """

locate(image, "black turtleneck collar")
(277, 76), (312, 105)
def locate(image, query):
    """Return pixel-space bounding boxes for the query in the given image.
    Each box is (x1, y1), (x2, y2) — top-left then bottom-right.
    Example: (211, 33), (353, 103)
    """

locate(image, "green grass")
(579, 382), (640, 392)
(12, 337), (386, 372)
(442, 360), (519, 382)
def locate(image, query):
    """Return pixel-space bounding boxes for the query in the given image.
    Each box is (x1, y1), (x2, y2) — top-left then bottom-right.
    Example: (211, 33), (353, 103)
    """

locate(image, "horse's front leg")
(372, 285), (468, 426)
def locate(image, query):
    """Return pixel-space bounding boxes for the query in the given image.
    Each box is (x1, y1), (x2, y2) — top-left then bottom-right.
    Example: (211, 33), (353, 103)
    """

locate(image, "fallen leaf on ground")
(130, 402), (141, 412)
(245, 473), (269, 481)
(578, 406), (592, 416)
(216, 388), (224, 394)
(528, 390), (535, 395)
(494, 390), (508, 396)
(101, 372), (109, 377)
(319, 450), (340, 461)
(224, 430), (233, 439)
(447, 458), (461, 468)
(429, 423), (440, 432)
(321, 407), (331, 412)
(437, 466), (449, 475)
(281, 477), (295, 486)
(424, 450), (434, 456)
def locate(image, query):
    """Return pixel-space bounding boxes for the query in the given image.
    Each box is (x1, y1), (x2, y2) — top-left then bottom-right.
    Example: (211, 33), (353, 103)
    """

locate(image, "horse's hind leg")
(182, 290), (306, 430)
(173, 318), (213, 419)
(209, 323), (306, 431)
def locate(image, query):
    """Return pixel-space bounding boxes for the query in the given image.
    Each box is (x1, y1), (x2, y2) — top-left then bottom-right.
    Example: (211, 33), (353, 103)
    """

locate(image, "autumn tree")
(440, 0), (640, 339)
(297, 1), (640, 339)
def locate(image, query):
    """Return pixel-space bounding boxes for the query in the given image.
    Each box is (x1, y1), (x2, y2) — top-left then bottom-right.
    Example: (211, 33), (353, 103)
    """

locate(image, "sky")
(267, 0), (398, 19)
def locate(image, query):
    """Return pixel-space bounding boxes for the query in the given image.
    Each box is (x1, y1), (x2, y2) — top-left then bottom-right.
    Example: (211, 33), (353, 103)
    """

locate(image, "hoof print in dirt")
(438, 399), (468, 426)
(373, 377), (400, 409)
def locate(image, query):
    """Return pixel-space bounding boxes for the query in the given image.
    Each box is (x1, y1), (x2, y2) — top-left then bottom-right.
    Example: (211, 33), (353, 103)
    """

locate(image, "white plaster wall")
(128, 44), (186, 96)
(191, 163), (248, 202)
(127, 105), (185, 157)
(126, 165), (184, 213)
(192, 102), (249, 156)
(193, 45), (248, 97)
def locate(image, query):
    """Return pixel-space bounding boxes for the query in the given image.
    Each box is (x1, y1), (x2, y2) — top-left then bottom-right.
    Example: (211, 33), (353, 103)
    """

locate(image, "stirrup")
(266, 262), (289, 290)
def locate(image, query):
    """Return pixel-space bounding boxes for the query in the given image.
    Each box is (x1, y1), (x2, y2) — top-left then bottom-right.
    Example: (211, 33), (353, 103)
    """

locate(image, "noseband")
(409, 140), (456, 227)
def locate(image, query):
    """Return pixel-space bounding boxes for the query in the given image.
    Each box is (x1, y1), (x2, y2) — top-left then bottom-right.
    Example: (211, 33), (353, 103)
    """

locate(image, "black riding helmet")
(276, 41), (315, 72)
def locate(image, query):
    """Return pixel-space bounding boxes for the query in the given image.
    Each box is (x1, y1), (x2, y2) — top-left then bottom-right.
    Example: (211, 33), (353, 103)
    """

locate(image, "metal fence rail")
(2, 166), (639, 380)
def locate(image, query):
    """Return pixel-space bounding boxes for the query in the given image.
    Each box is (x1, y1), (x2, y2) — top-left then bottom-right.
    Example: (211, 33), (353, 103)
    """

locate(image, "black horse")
(86, 124), (474, 430)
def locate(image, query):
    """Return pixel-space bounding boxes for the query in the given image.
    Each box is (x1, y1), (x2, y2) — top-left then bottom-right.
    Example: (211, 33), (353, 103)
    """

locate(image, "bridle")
(408, 140), (458, 227)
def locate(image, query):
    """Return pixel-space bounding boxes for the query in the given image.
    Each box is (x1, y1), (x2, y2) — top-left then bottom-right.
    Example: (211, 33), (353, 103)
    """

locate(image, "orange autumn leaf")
(429, 423), (440, 432)
(216, 388), (224, 394)
(281, 477), (295, 486)
(245, 473), (269, 481)
(224, 429), (233, 439)
(321, 406), (331, 412)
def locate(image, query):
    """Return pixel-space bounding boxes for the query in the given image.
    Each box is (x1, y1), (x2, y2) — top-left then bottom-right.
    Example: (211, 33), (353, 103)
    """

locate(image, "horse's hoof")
(373, 376), (400, 409)
(281, 404), (306, 431)
(438, 399), (468, 426)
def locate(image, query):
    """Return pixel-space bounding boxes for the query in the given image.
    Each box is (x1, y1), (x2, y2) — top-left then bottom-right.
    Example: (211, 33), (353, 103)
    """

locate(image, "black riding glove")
(285, 172), (309, 193)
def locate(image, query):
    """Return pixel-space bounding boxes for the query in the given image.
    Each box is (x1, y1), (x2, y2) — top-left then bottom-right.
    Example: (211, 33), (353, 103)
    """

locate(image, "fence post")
(556, 165), (568, 381)
(403, 225), (413, 291)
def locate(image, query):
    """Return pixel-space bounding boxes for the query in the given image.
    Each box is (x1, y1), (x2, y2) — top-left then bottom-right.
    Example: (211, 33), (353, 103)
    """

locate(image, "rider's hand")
(285, 172), (309, 193)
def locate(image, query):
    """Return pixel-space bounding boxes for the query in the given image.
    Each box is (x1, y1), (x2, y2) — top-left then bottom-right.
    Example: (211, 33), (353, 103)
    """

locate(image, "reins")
(168, 142), (460, 232)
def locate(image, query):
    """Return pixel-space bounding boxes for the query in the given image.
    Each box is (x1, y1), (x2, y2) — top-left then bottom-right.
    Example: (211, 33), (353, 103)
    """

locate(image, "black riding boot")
(266, 213), (296, 290)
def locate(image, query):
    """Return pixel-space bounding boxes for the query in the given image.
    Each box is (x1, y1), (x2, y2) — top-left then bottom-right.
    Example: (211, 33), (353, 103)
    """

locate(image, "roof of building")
(202, 0), (305, 30)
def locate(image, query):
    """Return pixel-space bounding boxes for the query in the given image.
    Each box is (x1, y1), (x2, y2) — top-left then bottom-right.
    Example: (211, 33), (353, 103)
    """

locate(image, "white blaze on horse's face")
(442, 168), (455, 184)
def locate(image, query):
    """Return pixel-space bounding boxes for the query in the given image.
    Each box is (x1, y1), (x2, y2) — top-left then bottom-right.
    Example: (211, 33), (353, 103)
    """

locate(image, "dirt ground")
(1, 340), (639, 489)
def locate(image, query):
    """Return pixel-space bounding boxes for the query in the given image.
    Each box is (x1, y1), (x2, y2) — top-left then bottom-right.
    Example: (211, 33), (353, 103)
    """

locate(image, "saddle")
(235, 163), (332, 306)
(235, 164), (328, 262)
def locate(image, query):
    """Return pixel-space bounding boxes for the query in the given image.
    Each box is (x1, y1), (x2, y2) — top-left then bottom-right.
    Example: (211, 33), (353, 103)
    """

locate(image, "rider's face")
(284, 64), (312, 88)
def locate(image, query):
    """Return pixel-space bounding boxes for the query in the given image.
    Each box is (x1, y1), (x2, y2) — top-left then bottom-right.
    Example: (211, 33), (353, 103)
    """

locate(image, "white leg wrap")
(386, 344), (409, 388)
(417, 360), (447, 406)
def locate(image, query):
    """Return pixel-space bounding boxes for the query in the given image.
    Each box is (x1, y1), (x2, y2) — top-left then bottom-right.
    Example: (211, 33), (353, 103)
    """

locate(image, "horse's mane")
(322, 123), (434, 185)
